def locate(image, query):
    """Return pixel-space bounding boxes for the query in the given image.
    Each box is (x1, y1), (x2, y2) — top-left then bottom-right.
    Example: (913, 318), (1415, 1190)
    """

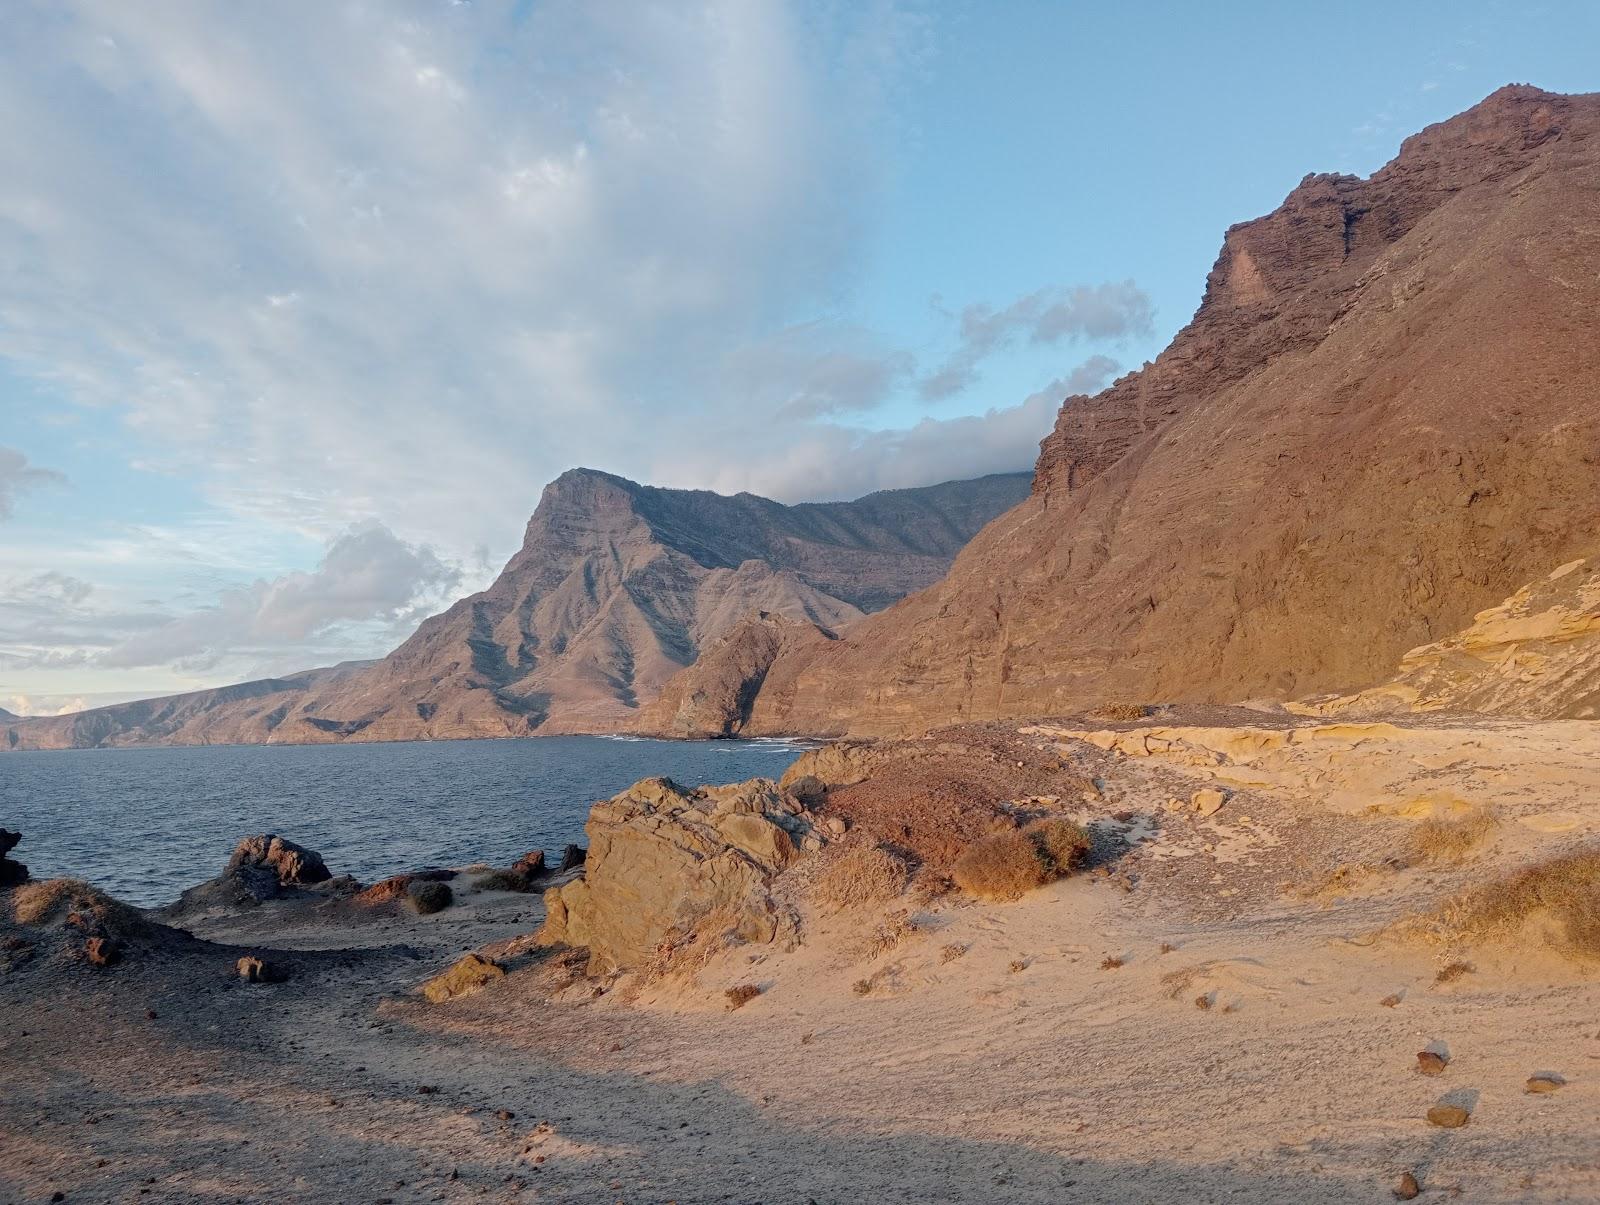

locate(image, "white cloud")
(0, 4), (1151, 690)
(0, 447), (65, 519)
(920, 282), (1152, 400)
(97, 524), (459, 670)
(684, 355), (1124, 502)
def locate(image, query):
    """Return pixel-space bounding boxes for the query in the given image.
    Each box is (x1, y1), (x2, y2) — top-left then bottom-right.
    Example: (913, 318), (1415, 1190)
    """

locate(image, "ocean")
(0, 735), (812, 907)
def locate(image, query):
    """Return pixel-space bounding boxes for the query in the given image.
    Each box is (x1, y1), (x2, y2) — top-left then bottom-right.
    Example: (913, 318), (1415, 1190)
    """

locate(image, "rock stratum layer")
(674, 86), (1600, 737)
(1, 470), (1028, 749)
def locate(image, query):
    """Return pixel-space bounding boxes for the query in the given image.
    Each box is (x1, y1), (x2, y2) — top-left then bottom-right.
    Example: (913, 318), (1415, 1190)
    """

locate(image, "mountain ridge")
(650, 85), (1600, 737)
(0, 470), (1029, 749)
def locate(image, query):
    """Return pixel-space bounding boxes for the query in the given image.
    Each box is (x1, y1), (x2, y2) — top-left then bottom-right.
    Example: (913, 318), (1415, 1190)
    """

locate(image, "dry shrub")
(724, 983), (762, 1010)
(908, 866), (955, 907)
(940, 943), (967, 964)
(641, 905), (741, 983)
(1409, 808), (1498, 865)
(953, 830), (1046, 901)
(1090, 702), (1149, 722)
(1432, 846), (1600, 958)
(951, 817), (1090, 901)
(1434, 960), (1474, 984)
(12, 879), (143, 935)
(1027, 818), (1091, 875)
(1100, 955), (1124, 970)
(851, 977), (873, 996)
(472, 869), (532, 893)
(812, 842), (910, 913)
(866, 910), (919, 960)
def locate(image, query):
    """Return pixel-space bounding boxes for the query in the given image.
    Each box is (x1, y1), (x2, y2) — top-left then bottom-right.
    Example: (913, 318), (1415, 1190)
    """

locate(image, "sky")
(2, 0), (1597, 715)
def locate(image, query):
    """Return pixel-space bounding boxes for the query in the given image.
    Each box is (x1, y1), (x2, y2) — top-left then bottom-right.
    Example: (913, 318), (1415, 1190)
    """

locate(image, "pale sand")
(4, 718), (1599, 1203)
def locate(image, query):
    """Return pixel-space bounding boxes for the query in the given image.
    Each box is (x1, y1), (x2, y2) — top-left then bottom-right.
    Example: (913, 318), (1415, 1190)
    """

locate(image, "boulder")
(557, 844), (586, 872)
(0, 828), (27, 889)
(226, 834), (331, 888)
(1192, 789), (1227, 817)
(512, 849), (547, 878)
(83, 935), (121, 967)
(539, 776), (815, 975)
(356, 874), (415, 905)
(166, 834), (334, 916)
(422, 952), (505, 1003)
(1426, 1103), (1471, 1128)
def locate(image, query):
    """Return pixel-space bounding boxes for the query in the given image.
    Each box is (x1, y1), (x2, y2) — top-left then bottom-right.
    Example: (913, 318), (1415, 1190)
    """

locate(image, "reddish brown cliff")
(701, 86), (1600, 735)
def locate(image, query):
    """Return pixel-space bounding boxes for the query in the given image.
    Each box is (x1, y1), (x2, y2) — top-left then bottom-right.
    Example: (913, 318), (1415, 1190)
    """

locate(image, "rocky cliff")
(689, 85), (1600, 736)
(0, 471), (1029, 749)
(1296, 556), (1600, 720)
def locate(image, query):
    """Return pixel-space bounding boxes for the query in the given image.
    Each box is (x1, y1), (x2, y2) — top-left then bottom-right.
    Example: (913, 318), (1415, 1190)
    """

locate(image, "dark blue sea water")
(0, 736), (811, 908)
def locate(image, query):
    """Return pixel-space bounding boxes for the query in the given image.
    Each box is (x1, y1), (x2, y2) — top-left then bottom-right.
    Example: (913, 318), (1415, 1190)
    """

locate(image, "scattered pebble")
(1417, 1050), (1449, 1076)
(1526, 1074), (1565, 1094)
(1394, 1170), (1421, 1200)
(1426, 1103), (1470, 1128)
(496, 1109), (516, 1120)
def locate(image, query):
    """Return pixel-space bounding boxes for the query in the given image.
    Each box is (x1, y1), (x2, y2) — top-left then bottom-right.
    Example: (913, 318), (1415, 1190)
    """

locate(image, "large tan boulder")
(422, 952), (505, 1003)
(539, 777), (818, 975)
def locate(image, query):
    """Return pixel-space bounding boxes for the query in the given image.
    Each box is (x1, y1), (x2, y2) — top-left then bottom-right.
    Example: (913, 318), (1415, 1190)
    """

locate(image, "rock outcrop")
(669, 85), (1600, 735)
(0, 472), (1029, 749)
(632, 612), (837, 738)
(422, 952), (505, 1003)
(539, 777), (819, 975)
(1297, 557), (1600, 720)
(164, 835), (341, 917)
(0, 829), (27, 889)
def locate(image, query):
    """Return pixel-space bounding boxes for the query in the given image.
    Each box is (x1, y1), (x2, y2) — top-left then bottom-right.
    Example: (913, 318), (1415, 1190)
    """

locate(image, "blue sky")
(2, 0), (1596, 713)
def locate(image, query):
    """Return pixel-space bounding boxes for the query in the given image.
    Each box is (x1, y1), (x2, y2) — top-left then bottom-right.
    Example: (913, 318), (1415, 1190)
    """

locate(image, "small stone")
(84, 936), (121, 968)
(495, 1109), (515, 1121)
(1416, 1050), (1449, 1076)
(1426, 1103), (1470, 1128)
(1192, 789), (1227, 817)
(1525, 1074), (1565, 1094)
(236, 956), (287, 984)
(1380, 993), (1402, 1008)
(417, 1085), (440, 1095)
(1394, 1171), (1421, 1200)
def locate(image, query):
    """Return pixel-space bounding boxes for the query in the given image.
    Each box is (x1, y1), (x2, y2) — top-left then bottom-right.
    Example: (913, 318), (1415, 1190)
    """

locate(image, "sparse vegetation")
(1434, 961), (1475, 985)
(641, 906), (740, 982)
(724, 983), (762, 1010)
(812, 841), (911, 913)
(1430, 846), (1600, 958)
(1100, 955), (1124, 970)
(951, 817), (1091, 901)
(940, 943), (967, 964)
(851, 976), (873, 996)
(407, 880), (454, 915)
(1409, 808), (1498, 865)
(12, 878), (143, 935)
(472, 868), (534, 893)
(1008, 958), (1027, 973)
(866, 910), (919, 959)
(1090, 702), (1149, 722)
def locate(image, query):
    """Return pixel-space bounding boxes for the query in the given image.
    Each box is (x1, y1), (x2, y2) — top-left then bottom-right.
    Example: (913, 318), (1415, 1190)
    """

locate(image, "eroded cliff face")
(706, 86), (1600, 737)
(0, 471), (1029, 749)
(1296, 557), (1600, 721)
